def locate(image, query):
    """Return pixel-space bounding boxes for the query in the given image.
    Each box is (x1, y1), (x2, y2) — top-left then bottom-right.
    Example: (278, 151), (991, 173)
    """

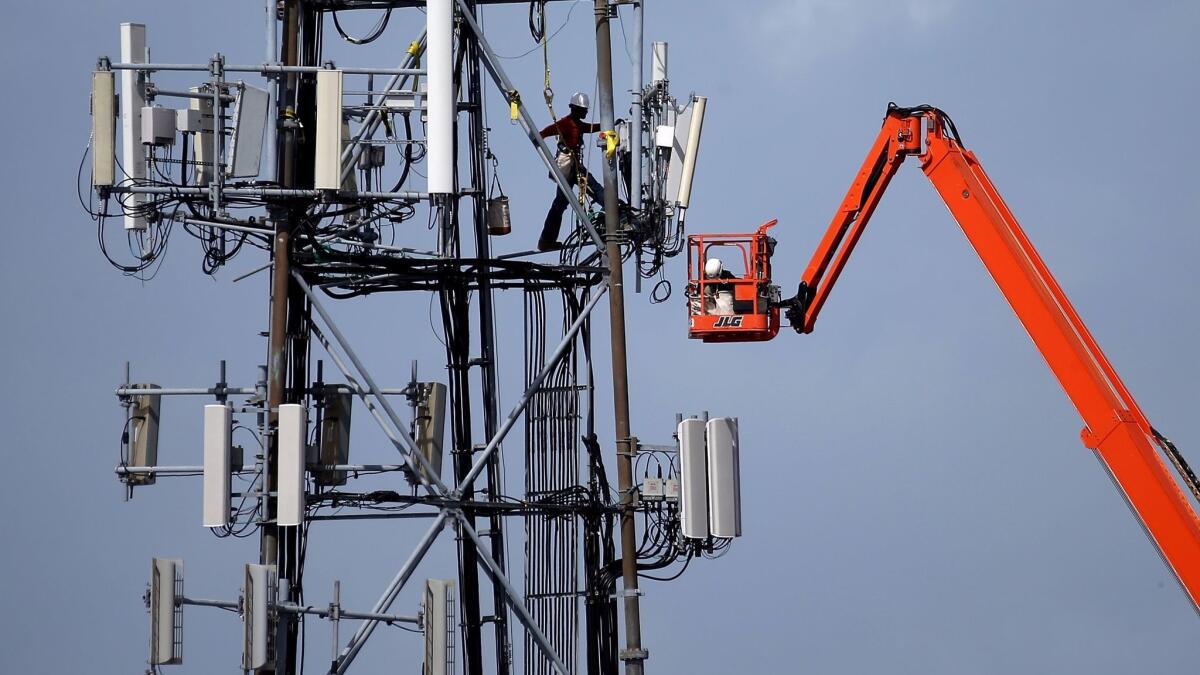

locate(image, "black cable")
(387, 112), (416, 193)
(117, 414), (139, 466)
(887, 102), (964, 145)
(332, 7), (392, 44)
(1153, 428), (1200, 503)
(77, 139), (105, 218)
(639, 551), (693, 582)
(648, 277), (671, 304)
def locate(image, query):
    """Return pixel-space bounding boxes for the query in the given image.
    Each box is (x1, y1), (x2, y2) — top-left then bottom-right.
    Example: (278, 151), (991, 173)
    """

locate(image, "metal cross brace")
(454, 0), (608, 255)
(332, 505), (577, 675)
(334, 511), (449, 674)
(340, 31), (428, 182)
(453, 509), (572, 675)
(293, 270), (451, 496)
(452, 286), (607, 498)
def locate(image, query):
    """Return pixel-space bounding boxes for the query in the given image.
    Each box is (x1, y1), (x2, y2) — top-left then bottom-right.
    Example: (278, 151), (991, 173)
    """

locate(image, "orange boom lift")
(686, 103), (1200, 610)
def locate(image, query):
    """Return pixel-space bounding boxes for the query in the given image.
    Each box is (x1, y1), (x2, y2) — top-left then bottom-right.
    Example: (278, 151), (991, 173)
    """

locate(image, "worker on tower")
(537, 92), (604, 251)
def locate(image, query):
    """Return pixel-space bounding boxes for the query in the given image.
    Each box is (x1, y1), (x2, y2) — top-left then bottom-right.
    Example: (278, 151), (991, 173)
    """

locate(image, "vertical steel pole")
(438, 10), (486, 673)
(330, 580), (341, 675)
(594, 1), (646, 673)
(630, 1), (644, 212)
(263, 3), (300, 675)
(463, 1), (513, 670)
(263, 0), (277, 183)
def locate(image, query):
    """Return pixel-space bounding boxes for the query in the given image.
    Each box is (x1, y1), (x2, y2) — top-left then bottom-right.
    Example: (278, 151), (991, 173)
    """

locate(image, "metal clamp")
(619, 648), (649, 662)
(208, 54), (225, 79)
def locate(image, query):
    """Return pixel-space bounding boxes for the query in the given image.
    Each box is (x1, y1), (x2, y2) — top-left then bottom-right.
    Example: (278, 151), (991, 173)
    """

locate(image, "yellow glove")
(600, 130), (618, 158)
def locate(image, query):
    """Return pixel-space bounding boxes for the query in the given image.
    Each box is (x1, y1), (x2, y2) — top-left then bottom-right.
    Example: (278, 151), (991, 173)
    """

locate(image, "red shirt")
(540, 114), (600, 150)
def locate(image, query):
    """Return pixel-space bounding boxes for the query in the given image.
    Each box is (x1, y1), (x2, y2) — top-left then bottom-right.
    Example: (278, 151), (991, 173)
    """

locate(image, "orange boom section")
(687, 104), (1200, 611)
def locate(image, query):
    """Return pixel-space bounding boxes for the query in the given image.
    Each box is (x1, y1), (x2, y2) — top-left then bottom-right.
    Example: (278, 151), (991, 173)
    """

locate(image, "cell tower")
(84, 2), (739, 674)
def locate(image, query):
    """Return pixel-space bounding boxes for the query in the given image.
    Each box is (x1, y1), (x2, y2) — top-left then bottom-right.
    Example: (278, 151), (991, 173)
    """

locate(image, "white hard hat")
(570, 92), (590, 109)
(704, 258), (723, 278)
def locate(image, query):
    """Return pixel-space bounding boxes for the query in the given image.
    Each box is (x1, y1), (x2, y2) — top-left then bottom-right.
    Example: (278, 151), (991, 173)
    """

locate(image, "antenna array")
(85, 3), (736, 674)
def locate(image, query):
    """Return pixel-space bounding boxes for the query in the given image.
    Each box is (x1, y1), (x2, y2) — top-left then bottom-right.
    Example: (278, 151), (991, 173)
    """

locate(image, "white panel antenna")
(651, 41), (668, 84)
(675, 95), (707, 210)
(242, 564), (277, 671)
(314, 69), (344, 190)
(423, 579), (456, 675)
(664, 95), (708, 209)
(203, 404), (232, 527)
(663, 104), (688, 203)
(119, 22), (147, 230)
(91, 71), (116, 186)
(277, 403), (307, 526)
(149, 558), (183, 665)
(187, 87), (214, 186)
(128, 384), (161, 486)
(705, 417), (741, 538)
(412, 382), (447, 485)
(678, 418), (709, 539)
(426, 0), (455, 194)
(229, 83), (270, 178)
(316, 389), (352, 486)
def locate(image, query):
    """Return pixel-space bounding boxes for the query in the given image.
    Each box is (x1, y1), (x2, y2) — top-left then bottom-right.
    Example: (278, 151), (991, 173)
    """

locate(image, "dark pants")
(540, 170), (604, 244)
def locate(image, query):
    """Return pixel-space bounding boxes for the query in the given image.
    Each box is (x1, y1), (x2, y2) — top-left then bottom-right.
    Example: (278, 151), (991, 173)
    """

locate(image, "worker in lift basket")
(537, 92), (605, 252)
(703, 258), (737, 315)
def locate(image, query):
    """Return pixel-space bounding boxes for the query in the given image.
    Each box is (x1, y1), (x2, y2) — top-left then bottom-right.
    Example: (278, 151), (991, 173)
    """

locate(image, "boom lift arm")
(782, 104), (1200, 611)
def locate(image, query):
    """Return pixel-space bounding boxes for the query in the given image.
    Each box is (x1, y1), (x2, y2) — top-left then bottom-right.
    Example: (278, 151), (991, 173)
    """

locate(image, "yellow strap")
(407, 40), (424, 58)
(508, 91), (521, 121)
(541, 23), (557, 121)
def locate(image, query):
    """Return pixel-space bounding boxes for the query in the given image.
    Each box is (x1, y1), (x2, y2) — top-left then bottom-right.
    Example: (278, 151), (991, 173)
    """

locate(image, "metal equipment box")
(664, 478), (680, 501)
(141, 106), (176, 146)
(175, 108), (203, 133)
(641, 477), (665, 502)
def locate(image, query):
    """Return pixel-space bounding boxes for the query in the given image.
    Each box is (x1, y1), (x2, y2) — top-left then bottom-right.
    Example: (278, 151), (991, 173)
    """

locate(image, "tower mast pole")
(594, 1), (646, 672)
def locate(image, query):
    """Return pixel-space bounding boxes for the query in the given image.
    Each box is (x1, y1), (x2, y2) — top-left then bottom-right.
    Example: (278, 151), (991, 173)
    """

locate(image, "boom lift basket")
(686, 220), (781, 342)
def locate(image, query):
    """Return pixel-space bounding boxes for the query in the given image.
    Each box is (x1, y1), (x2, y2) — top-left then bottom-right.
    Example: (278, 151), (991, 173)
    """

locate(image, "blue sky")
(1, 1), (1198, 673)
